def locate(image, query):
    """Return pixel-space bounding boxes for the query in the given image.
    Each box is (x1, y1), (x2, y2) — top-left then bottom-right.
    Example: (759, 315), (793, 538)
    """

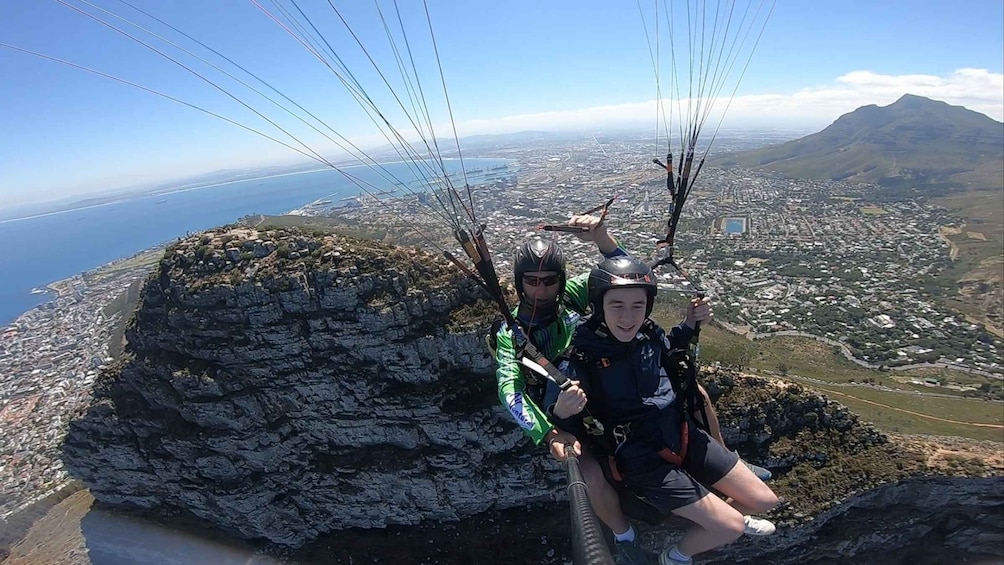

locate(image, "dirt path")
(813, 385), (1003, 429)
(939, 225), (962, 260)
(3, 491), (282, 565)
(5, 490), (92, 565)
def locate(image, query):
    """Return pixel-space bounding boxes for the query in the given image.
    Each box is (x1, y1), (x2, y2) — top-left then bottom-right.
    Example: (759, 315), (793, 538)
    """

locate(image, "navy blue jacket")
(549, 319), (696, 473)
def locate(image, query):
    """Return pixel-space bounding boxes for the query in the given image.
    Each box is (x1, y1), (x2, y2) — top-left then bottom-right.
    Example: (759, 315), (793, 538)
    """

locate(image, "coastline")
(0, 157), (514, 326)
(0, 157), (515, 225)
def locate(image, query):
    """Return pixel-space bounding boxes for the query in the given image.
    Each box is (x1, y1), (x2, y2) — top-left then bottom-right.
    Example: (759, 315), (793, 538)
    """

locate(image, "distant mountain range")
(718, 94), (1004, 192)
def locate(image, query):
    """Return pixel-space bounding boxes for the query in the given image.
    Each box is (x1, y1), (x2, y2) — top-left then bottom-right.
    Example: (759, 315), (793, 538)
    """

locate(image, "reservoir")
(725, 217), (746, 234)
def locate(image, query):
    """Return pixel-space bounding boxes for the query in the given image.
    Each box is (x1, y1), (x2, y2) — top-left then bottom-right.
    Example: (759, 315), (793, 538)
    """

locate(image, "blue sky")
(1, 0), (1002, 209)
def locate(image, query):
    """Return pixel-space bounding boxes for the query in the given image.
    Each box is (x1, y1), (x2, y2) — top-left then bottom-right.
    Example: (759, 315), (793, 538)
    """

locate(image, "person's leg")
(623, 461), (742, 562)
(579, 451), (650, 565)
(684, 426), (778, 518)
(578, 450), (631, 534)
(670, 493), (746, 557)
(709, 460), (778, 516)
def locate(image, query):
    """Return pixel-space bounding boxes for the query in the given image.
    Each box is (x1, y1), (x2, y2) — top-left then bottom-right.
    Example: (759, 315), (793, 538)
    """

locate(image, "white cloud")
(748, 68), (1004, 125)
(446, 68), (1004, 134)
(228, 67), (1004, 179)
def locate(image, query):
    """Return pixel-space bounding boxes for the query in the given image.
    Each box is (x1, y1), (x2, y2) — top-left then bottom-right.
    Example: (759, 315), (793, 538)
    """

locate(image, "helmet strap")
(584, 313), (605, 334)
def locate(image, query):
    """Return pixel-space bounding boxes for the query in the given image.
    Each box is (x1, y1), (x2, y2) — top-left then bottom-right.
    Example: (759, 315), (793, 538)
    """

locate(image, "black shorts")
(619, 425), (739, 516)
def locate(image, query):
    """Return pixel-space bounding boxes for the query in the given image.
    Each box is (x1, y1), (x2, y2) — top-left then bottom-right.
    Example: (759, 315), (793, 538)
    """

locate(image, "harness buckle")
(612, 423), (631, 447)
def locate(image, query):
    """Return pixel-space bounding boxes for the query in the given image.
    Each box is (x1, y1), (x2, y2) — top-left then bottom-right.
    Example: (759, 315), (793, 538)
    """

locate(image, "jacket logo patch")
(506, 392), (535, 430)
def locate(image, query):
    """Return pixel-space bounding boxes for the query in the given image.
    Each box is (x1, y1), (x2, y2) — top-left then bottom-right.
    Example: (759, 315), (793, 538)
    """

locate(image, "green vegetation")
(802, 384), (1003, 442)
(448, 299), (497, 333)
(769, 432), (928, 522)
(83, 248), (162, 285)
(246, 214), (389, 242)
(732, 329), (1003, 441)
(932, 189), (1004, 335)
(720, 95), (1003, 191)
(651, 293), (1003, 442)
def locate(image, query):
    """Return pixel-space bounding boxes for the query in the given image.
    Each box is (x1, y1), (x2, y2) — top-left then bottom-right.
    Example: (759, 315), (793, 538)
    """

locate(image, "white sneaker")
(743, 515), (776, 536)
(658, 549), (693, 565)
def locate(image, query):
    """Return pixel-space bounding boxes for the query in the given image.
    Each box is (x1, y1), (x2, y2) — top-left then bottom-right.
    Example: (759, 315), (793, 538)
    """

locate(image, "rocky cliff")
(63, 226), (523, 547)
(60, 227), (1002, 562)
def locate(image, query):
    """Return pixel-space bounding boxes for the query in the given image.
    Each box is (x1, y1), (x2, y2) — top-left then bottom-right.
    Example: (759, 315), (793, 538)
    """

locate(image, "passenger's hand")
(568, 214), (607, 243)
(685, 296), (713, 329)
(547, 429), (582, 462)
(553, 380), (588, 419)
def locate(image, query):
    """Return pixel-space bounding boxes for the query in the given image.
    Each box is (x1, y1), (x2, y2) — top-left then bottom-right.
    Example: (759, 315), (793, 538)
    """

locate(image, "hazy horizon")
(2, 1), (1001, 208)
(0, 125), (817, 217)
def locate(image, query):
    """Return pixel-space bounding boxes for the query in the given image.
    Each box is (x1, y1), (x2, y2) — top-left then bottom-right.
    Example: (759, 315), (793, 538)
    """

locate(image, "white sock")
(667, 546), (692, 563)
(613, 524), (636, 542)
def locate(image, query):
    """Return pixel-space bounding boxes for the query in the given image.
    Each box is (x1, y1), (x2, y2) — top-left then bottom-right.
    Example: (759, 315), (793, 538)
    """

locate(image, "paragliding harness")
(483, 195), (620, 416)
(484, 317), (550, 406)
(560, 319), (709, 524)
(485, 315), (558, 386)
(487, 313), (611, 438)
(446, 226), (587, 408)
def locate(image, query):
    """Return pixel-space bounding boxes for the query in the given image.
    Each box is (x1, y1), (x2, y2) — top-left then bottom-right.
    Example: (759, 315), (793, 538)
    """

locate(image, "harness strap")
(655, 420), (689, 467)
(692, 388), (710, 434)
(663, 346), (710, 434)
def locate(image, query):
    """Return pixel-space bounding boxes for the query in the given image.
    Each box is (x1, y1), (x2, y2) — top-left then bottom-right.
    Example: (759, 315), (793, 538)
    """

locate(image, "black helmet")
(588, 256), (658, 319)
(513, 236), (566, 301)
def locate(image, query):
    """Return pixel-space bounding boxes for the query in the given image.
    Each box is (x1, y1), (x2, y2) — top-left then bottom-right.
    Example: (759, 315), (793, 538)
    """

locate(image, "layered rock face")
(61, 227), (1002, 559)
(63, 227), (545, 547)
(702, 476), (1004, 565)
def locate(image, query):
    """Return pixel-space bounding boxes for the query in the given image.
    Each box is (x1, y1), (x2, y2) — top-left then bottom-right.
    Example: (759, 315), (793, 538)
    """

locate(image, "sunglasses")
(523, 275), (560, 287)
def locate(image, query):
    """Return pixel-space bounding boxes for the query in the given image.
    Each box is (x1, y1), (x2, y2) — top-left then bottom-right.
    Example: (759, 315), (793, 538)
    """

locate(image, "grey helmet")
(587, 256), (658, 319)
(513, 236), (566, 302)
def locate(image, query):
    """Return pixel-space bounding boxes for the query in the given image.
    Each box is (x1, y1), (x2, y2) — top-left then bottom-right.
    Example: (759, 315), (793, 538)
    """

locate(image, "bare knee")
(677, 498), (745, 548)
(716, 511), (746, 543)
(690, 510), (744, 548)
(748, 486), (779, 514)
(716, 465), (779, 514)
(578, 453), (618, 500)
(697, 384), (711, 404)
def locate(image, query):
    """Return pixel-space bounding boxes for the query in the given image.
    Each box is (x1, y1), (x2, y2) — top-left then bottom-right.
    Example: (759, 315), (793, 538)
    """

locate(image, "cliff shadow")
(77, 503), (285, 565)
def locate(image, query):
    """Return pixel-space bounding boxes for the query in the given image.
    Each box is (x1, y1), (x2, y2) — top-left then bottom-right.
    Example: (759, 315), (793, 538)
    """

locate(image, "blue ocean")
(0, 159), (507, 325)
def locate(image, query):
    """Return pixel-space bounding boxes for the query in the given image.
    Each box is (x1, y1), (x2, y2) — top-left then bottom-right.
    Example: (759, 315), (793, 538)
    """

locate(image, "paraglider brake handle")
(651, 255), (674, 270)
(539, 195), (616, 232)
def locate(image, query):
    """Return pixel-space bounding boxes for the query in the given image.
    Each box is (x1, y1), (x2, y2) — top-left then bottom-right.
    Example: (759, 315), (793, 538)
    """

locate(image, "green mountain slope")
(719, 94), (1004, 191)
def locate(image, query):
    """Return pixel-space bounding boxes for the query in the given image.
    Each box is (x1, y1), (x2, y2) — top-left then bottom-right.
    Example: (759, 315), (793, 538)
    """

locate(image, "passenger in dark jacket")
(550, 256), (778, 565)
